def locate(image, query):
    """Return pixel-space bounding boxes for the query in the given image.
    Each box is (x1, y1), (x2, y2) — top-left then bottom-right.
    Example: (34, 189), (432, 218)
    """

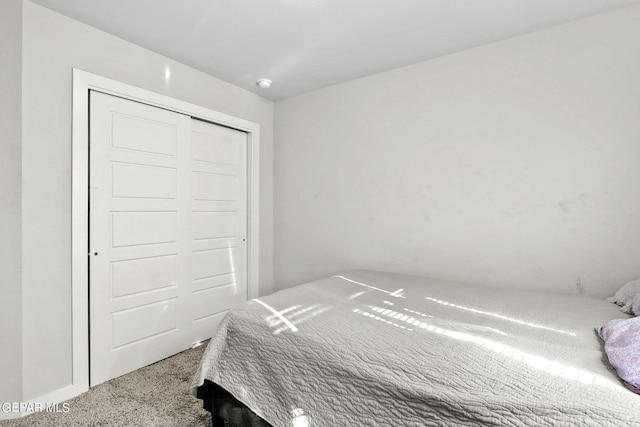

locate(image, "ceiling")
(30, 0), (640, 101)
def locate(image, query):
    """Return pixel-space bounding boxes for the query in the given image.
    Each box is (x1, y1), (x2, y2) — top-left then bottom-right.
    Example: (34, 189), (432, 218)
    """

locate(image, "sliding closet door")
(89, 91), (247, 386)
(188, 118), (248, 341)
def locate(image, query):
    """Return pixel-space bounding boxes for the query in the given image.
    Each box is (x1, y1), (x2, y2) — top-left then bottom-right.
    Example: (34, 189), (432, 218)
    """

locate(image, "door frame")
(71, 69), (261, 395)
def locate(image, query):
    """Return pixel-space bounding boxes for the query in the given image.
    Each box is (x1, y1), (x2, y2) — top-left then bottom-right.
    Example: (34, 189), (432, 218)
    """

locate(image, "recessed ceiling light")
(256, 78), (272, 89)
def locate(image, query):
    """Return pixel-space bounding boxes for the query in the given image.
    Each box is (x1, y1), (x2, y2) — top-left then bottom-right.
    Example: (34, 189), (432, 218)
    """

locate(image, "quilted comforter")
(191, 270), (640, 426)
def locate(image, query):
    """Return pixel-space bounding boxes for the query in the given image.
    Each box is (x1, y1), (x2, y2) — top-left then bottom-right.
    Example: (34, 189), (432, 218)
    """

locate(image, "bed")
(190, 270), (640, 426)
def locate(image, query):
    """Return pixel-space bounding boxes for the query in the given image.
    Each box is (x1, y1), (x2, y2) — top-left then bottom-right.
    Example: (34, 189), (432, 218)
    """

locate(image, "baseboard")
(0, 383), (88, 419)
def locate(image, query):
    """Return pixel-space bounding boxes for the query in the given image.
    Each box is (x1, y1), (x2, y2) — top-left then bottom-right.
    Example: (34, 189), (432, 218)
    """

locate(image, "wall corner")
(0, 0), (24, 417)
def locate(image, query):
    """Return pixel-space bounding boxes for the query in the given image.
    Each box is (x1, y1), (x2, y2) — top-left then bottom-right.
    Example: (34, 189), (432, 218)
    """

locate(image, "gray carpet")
(0, 343), (212, 427)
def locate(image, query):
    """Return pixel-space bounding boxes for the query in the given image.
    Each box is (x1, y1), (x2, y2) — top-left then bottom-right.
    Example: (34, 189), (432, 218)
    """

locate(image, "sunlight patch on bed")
(272, 305), (331, 335)
(348, 290), (367, 300)
(352, 306), (618, 389)
(253, 299), (299, 333)
(290, 408), (310, 427)
(253, 299), (332, 334)
(425, 296), (576, 336)
(353, 308), (415, 331)
(400, 307), (506, 335)
(333, 275), (406, 298)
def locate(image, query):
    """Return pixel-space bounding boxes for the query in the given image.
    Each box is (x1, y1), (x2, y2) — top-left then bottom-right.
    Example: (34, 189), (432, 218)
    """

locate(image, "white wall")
(0, 0), (23, 410)
(274, 5), (640, 297)
(18, 1), (274, 402)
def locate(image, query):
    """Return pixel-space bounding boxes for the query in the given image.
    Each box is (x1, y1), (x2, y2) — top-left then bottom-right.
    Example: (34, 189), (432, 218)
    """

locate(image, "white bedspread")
(191, 270), (640, 426)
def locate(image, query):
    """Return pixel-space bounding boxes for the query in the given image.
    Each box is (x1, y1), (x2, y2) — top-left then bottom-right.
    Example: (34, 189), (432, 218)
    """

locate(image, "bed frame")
(196, 380), (273, 427)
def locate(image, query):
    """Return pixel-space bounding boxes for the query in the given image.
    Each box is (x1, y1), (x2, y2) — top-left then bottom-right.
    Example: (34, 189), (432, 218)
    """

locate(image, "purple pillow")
(597, 317), (640, 394)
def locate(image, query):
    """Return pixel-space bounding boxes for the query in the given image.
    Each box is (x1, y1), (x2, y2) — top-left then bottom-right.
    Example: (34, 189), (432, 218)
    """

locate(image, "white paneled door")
(89, 91), (247, 386)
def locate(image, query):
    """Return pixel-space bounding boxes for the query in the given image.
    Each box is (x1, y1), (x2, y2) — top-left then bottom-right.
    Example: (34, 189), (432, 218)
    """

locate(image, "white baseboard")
(0, 383), (87, 419)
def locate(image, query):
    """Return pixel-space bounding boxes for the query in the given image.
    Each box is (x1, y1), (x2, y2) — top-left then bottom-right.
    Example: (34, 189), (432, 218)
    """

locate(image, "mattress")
(191, 270), (640, 426)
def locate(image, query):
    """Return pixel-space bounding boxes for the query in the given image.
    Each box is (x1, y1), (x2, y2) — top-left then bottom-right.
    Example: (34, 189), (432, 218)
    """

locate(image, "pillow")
(608, 279), (640, 315)
(597, 317), (640, 394)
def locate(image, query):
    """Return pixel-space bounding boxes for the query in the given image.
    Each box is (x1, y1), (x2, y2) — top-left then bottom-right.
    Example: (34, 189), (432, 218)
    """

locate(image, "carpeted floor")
(0, 343), (212, 427)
